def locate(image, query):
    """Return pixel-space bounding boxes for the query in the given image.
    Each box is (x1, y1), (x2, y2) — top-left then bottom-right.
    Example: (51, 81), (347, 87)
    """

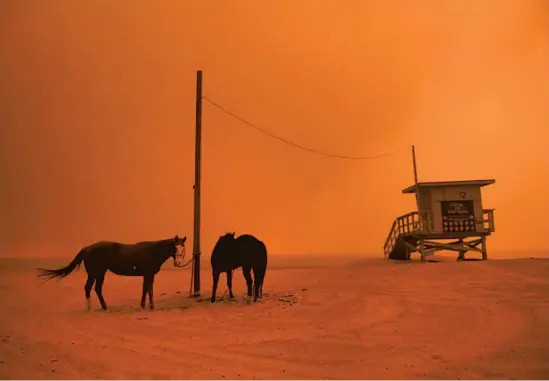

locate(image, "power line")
(202, 95), (406, 160)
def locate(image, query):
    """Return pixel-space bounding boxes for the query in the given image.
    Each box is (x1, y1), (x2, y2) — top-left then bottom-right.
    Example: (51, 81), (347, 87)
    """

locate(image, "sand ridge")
(0, 257), (548, 379)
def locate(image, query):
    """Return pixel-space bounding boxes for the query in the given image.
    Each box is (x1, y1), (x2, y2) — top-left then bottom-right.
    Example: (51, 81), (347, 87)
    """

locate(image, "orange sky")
(1, 1), (548, 258)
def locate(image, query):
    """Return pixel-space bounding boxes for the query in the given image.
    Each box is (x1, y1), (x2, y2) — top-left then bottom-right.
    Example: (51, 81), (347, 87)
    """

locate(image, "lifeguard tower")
(383, 148), (496, 262)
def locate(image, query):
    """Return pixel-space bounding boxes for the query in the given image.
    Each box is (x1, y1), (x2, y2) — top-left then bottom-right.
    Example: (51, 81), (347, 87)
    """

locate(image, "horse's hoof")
(210, 298), (216, 304)
(246, 297), (251, 305)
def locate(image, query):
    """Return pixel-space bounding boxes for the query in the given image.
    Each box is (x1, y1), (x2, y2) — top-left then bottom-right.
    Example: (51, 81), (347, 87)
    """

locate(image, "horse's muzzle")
(174, 245), (187, 267)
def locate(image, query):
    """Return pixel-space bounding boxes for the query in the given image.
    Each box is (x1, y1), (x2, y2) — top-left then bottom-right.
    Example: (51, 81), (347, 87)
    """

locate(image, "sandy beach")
(0, 256), (547, 379)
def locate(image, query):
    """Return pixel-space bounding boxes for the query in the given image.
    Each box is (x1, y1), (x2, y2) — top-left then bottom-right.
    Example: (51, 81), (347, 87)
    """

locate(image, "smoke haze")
(1, 1), (548, 258)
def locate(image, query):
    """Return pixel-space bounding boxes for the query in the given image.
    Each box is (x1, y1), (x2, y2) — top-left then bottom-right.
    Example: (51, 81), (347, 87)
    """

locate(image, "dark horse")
(210, 232), (268, 304)
(37, 236), (187, 311)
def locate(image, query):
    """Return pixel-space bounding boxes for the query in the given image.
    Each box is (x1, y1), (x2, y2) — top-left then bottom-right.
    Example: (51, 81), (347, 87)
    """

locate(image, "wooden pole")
(192, 70), (202, 297)
(412, 145), (419, 187)
(412, 144), (421, 212)
(412, 145), (427, 237)
(481, 235), (488, 260)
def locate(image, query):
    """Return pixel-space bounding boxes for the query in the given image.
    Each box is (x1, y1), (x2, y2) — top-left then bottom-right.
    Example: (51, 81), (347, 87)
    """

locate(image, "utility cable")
(202, 95), (407, 160)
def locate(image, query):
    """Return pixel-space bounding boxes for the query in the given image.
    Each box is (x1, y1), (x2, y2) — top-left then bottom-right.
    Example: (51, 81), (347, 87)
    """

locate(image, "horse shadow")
(158, 290), (297, 308)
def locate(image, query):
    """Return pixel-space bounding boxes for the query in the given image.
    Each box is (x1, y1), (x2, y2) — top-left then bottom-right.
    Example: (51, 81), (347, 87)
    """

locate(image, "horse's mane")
(136, 237), (175, 245)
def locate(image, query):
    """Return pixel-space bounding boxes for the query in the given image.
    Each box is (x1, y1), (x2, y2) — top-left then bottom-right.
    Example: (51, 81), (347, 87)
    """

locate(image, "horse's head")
(220, 231), (236, 244)
(212, 231), (236, 257)
(172, 235), (187, 267)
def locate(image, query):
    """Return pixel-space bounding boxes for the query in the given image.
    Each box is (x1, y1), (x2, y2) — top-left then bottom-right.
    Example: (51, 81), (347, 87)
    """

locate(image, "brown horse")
(37, 235), (187, 311)
(210, 232), (268, 304)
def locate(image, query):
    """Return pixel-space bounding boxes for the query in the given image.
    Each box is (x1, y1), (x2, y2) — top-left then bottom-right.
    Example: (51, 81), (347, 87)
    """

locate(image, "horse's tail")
(37, 249), (86, 281)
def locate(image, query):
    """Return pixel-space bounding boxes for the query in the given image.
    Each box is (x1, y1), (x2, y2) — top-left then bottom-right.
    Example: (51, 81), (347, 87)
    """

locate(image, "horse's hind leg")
(94, 272), (108, 310)
(242, 267), (253, 304)
(226, 270), (234, 299)
(258, 266), (266, 299)
(84, 275), (95, 311)
(252, 268), (261, 302)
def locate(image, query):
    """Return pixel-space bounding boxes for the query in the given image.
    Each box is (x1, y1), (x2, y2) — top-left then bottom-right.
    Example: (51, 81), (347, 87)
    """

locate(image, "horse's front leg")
(140, 276), (148, 308)
(211, 270), (220, 303)
(227, 270), (234, 299)
(147, 275), (155, 310)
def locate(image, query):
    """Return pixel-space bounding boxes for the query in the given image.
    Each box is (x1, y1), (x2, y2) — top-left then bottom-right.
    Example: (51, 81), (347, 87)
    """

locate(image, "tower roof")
(402, 179), (496, 194)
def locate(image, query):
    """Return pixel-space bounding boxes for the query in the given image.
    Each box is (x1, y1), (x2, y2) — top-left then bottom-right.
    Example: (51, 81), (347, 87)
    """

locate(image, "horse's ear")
(181, 236), (187, 243)
(174, 235), (179, 242)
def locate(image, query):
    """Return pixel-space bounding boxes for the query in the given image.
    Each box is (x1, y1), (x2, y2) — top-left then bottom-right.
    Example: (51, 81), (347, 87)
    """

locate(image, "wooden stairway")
(383, 211), (424, 260)
(383, 209), (495, 260)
